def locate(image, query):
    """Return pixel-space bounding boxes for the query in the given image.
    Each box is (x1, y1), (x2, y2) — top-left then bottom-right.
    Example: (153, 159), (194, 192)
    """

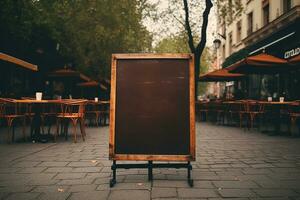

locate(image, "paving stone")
(27, 174), (58, 186)
(280, 180), (300, 189)
(251, 163), (275, 168)
(12, 161), (41, 167)
(69, 191), (109, 200)
(57, 178), (95, 185)
(67, 161), (97, 167)
(96, 184), (110, 191)
(39, 162), (69, 167)
(177, 188), (219, 198)
(193, 181), (215, 188)
(0, 193), (9, 200)
(153, 180), (189, 188)
(86, 172), (111, 179)
(110, 182), (151, 190)
(209, 164), (232, 168)
(17, 167), (47, 174)
(213, 180), (260, 189)
(54, 173), (86, 180)
(151, 188), (177, 198)
(108, 190), (150, 200)
(217, 189), (257, 198)
(93, 177), (112, 184)
(44, 167), (73, 173)
(32, 185), (69, 193)
(68, 184), (97, 192)
(5, 192), (41, 200)
(0, 185), (34, 193)
(254, 178), (282, 188)
(242, 168), (273, 175)
(37, 192), (71, 200)
(253, 189), (299, 197)
(72, 167), (102, 173)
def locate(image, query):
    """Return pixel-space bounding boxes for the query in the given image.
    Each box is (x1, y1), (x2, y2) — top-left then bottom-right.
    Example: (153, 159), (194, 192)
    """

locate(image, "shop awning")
(77, 80), (107, 90)
(48, 68), (91, 82)
(0, 52), (38, 71)
(228, 53), (288, 74)
(199, 68), (245, 82)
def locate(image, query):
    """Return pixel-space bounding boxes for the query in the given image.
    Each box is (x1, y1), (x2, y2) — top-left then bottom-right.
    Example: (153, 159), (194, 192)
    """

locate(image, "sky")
(143, 0), (217, 49)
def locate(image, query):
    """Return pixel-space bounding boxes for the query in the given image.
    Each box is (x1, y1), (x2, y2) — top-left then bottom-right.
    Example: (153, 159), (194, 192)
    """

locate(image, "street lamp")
(213, 38), (221, 50)
(213, 33), (226, 50)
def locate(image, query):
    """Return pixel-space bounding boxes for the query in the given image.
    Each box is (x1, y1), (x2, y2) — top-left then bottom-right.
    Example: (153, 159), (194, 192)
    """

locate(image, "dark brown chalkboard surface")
(109, 54), (195, 161)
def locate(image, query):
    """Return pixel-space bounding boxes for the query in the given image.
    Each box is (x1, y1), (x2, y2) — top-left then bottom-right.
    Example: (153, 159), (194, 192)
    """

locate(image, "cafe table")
(258, 101), (293, 134)
(13, 99), (69, 142)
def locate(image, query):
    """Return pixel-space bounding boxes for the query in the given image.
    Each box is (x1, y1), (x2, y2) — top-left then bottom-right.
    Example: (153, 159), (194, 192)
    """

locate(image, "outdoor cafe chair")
(242, 100), (265, 131)
(85, 101), (101, 126)
(196, 101), (209, 121)
(216, 101), (226, 125)
(0, 98), (26, 143)
(207, 100), (225, 125)
(99, 102), (110, 126)
(40, 102), (61, 135)
(288, 101), (300, 135)
(226, 101), (243, 127)
(55, 100), (87, 143)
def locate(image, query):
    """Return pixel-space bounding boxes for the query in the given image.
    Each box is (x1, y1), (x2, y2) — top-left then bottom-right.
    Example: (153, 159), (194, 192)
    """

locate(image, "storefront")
(228, 15), (300, 100)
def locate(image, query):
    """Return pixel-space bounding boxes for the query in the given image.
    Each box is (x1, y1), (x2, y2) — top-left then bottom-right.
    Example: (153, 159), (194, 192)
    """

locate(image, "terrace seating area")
(0, 98), (110, 143)
(196, 99), (300, 135)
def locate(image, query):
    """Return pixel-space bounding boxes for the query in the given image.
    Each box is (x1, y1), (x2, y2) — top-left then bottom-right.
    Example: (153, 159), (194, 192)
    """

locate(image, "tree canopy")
(0, 0), (153, 80)
(154, 30), (211, 95)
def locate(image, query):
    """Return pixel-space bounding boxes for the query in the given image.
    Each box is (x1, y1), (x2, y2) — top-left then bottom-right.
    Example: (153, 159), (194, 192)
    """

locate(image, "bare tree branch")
(171, 13), (185, 28)
(196, 0), (213, 54)
(183, 0), (195, 53)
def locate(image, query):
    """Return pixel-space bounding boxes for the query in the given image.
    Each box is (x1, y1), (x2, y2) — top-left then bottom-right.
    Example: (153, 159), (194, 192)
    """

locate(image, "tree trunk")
(182, 0), (213, 100)
(194, 51), (201, 100)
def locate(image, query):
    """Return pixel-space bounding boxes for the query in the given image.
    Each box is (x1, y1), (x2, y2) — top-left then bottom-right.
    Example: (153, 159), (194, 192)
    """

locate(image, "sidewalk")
(0, 122), (300, 199)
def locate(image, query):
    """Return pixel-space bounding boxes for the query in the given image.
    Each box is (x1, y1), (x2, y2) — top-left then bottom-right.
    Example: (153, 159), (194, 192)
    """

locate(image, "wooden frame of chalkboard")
(109, 53), (195, 162)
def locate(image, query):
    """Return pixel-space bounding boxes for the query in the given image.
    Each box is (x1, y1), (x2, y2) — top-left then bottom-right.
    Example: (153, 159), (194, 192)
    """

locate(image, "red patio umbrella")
(199, 68), (244, 82)
(228, 53), (288, 74)
(77, 80), (107, 90)
(48, 68), (90, 81)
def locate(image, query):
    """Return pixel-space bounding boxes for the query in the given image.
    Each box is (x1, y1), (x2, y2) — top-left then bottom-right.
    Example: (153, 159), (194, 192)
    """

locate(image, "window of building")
(236, 20), (242, 42)
(221, 23), (226, 37)
(283, 0), (292, 13)
(247, 12), (253, 35)
(222, 44), (225, 61)
(263, 3), (270, 25)
(228, 32), (233, 55)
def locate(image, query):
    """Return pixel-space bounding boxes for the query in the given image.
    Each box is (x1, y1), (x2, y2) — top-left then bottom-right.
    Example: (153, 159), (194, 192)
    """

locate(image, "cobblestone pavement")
(1, 122), (300, 200)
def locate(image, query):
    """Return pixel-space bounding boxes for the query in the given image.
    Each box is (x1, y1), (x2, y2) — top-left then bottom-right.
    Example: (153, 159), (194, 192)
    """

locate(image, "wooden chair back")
(61, 100), (88, 118)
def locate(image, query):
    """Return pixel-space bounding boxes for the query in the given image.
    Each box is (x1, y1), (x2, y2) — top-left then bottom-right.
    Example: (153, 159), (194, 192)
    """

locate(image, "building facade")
(216, 0), (300, 100)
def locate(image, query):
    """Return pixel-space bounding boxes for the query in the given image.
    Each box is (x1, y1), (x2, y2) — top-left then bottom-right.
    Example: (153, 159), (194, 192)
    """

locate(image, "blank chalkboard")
(109, 54), (195, 161)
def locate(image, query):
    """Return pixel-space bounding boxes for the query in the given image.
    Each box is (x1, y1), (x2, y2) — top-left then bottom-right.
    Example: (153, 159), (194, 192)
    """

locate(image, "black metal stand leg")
(148, 161), (153, 181)
(110, 160), (117, 187)
(109, 161), (194, 187)
(187, 161), (193, 187)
